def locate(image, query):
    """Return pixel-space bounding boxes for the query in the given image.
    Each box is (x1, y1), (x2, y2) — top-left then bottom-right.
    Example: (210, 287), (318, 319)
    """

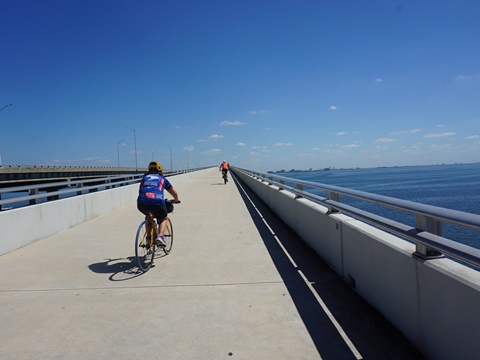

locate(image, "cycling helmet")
(148, 161), (163, 173)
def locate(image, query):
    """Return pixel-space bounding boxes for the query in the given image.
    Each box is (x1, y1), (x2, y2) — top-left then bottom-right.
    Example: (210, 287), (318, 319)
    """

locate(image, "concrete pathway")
(0, 168), (425, 359)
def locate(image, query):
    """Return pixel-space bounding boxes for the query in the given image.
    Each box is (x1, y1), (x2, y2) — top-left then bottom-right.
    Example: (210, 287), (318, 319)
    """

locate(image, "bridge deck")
(0, 168), (424, 359)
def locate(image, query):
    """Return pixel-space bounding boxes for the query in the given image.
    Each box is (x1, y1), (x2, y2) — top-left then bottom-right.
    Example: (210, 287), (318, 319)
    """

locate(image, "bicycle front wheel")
(163, 218), (174, 254)
(135, 220), (155, 271)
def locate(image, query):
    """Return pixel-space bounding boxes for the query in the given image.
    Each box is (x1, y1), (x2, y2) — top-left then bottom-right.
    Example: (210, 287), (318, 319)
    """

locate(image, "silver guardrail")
(0, 168), (205, 211)
(232, 167), (480, 269)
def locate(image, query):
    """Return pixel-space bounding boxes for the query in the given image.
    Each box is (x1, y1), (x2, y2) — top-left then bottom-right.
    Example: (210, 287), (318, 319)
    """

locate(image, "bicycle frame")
(135, 208), (174, 272)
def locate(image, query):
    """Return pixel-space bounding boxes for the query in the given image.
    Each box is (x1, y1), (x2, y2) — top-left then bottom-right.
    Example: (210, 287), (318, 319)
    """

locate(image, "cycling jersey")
(137, 173), (173, 205)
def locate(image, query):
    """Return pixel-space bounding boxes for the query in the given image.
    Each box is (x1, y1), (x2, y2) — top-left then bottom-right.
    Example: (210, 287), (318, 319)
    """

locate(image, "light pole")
(117, 139), (125, 167)
(125, 127), (138, 171)
(0, 104), (14, 166)
(0, 104), (13, 112)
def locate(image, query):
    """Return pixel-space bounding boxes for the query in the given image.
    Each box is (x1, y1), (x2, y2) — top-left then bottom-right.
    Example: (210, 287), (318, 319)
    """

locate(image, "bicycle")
(221, 169), (228, 184)
(134, 199), (175, 272)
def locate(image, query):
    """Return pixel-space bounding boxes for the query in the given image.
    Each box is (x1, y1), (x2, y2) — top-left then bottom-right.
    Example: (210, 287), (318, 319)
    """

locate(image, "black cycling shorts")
(137, 202), (168, 220)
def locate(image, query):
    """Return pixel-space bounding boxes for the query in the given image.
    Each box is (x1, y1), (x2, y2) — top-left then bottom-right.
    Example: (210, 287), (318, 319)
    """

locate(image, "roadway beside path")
(0, 168), (424, 359)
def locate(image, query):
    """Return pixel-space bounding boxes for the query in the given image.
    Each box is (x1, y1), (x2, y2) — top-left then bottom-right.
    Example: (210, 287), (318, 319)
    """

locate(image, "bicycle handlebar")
(166, 199), (181, 204)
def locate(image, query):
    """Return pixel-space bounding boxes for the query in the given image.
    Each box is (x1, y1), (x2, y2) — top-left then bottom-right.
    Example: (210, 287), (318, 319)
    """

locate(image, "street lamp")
(117, 139), (125, 167)
(0, 104), (13, 166)
(125, 126), (138, 171)
(0, 104), (13, 112)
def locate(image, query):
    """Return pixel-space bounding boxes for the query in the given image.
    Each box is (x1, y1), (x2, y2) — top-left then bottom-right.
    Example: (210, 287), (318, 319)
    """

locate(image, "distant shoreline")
(267, 162), (480, 174)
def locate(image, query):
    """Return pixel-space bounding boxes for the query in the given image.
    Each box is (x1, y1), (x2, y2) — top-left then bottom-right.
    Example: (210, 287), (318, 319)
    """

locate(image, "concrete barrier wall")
(233, 170), (480, 360)
(0, 168), (211, 256)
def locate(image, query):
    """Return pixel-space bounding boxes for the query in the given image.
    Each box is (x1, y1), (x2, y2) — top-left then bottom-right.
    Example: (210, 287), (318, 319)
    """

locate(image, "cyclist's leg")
(138, 203), (154, 239)
(144, 215), (152, 234)
(158, 216), (168, 236)
(153, 204), (168, 246)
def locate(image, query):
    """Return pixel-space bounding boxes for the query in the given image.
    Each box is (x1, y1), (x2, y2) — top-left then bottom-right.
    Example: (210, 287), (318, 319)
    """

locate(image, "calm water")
(280, 163), (480, 249)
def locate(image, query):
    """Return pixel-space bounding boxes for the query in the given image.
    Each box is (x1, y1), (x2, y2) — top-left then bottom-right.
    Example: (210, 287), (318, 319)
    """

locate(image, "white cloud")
(220, 120), (245, 126)
(430, 144), (453, 150)
(330, 105), (338, 111)
(336, 132), (348, 136)
(273, 143), (293, 146)
(237, 142), (247, 146)
(324, 149), (345, 155)
(424, 132), (456, 138)
(249, 110), (271, 114)
(84, 157), (110, 163)
(311, 147), (322, 151)
(183, 146), (194, 151)
(375, 138), (396, 143)
(465, 135), (479, 140)
(391, 129), (421, 135)
(209, 134), (224, 139)
(374, 78), (384, 82)
(342, 144), (360, 149)
(202, 149), (221, 155)
(52, 159), (78, 164)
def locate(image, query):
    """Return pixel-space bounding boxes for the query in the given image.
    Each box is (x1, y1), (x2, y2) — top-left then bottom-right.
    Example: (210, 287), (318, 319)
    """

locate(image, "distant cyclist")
(137, 161), (180, 247)
(219, 160), (229, 183)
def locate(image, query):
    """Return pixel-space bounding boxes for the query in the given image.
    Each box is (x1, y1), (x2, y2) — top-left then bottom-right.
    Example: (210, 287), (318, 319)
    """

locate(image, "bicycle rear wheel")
(135, 219), (155, 271)
(163, 218), (173, 254)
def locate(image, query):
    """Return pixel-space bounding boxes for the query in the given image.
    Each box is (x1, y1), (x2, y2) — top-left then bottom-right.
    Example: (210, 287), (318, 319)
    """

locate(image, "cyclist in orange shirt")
(219, 160), (229, 183)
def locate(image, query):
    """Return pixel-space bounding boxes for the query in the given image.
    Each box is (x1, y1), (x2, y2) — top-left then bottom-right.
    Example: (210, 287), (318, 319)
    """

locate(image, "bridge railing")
(0, 168), (201, 211)
(233, 167), (480, 269)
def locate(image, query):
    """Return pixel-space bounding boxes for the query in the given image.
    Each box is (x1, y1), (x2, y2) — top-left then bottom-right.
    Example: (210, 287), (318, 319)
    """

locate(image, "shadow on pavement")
(232, 173), (426, 360)
(88, 257), (144, 281)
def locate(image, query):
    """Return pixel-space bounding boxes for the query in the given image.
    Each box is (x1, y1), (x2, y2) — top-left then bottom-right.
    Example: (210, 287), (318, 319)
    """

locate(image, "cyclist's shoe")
(155, 236), (166, 247)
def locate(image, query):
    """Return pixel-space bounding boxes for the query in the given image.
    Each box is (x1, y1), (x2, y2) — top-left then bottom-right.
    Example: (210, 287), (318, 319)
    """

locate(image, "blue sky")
(1, 0), (479, 172)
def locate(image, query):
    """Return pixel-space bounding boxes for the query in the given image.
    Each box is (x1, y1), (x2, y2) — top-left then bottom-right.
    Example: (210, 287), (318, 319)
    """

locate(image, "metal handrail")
(232, 167), (480, 268)
(0, 174), (141, 195)
(0, 175), (143, 208)
(0, 168), (207, 209)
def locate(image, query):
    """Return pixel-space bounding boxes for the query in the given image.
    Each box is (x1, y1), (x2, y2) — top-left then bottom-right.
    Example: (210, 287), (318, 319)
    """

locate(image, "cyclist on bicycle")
(137, 161), (180, 247)
(219, 160), (229, 182)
